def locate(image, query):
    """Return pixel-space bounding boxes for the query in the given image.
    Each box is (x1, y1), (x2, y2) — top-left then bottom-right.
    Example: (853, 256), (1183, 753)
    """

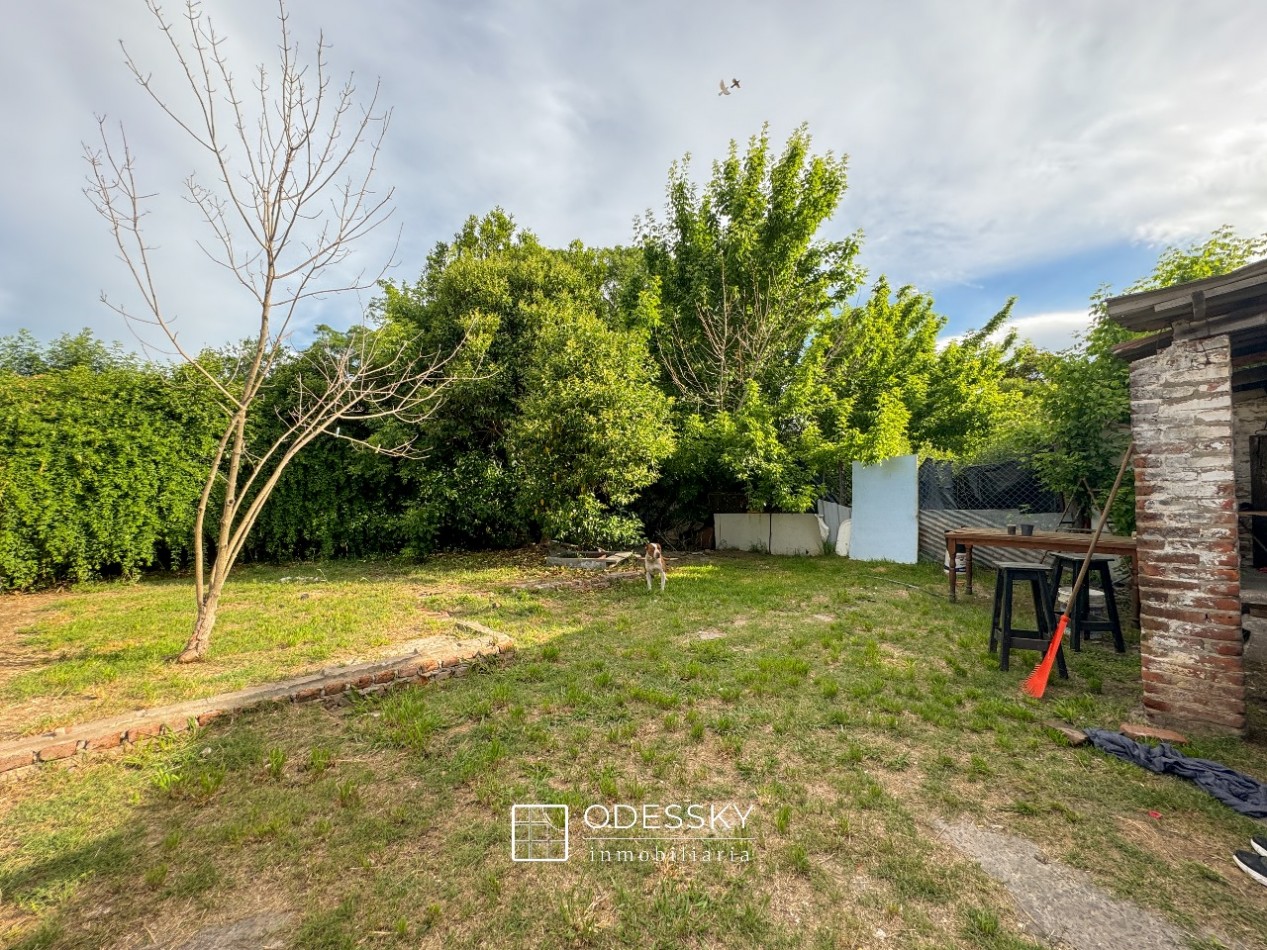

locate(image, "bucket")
(943, 543), (967, 575)
(1055, 586), (1106, 614)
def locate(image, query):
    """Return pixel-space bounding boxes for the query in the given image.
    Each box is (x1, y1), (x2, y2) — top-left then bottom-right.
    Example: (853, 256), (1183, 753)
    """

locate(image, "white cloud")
(940, 310), (1093, 354)
(1007, 310), (1092, 353)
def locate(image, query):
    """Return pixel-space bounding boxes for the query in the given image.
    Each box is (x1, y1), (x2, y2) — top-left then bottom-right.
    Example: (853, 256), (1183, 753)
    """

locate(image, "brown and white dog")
(644, 542), (667, 592)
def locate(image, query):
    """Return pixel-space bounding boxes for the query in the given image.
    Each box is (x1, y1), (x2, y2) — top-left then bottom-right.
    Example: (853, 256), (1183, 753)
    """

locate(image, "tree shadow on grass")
(0, 825), (143, 949)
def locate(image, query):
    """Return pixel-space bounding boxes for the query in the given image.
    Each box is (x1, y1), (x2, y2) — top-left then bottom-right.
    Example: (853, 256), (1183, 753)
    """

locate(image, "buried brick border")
(0, 622), (513, 779)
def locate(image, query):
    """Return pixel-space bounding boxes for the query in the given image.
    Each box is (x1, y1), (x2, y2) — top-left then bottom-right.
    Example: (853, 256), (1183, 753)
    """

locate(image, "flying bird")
(718, 79), (731, 96)
(731, 79), (740, 89)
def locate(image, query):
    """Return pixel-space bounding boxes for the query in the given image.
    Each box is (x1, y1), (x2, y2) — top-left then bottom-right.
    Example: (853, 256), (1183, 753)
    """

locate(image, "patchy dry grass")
(1, 552), (1265, 949)
(0, 552), (555, 739)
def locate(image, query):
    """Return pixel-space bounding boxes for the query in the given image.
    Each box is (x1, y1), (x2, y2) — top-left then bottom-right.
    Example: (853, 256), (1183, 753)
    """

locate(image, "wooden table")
(945, 527), (1137, 602)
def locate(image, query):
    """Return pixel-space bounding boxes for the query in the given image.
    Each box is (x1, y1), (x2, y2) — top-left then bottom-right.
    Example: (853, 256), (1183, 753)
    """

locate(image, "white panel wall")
(850, 454), (919, 563)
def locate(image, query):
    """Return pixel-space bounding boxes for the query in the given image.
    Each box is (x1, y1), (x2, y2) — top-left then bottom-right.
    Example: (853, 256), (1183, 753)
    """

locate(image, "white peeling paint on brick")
(1130, 333), (1246, 735)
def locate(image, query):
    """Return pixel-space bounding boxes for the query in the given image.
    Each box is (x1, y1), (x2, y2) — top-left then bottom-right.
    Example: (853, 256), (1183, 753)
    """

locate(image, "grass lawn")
(1, 552), (1266, 949)
(0, 554), (549, 740)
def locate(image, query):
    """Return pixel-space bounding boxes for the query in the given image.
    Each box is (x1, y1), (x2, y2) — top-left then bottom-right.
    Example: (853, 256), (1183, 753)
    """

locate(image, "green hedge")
(0, 363), (219, 589)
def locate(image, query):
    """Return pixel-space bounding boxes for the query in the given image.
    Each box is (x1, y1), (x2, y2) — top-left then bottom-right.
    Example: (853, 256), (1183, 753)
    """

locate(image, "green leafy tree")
(637, 125), (1025, 517)
(639, 122), (863, 413)
(509, 303), (674, 546)
(908, 302), (1022, 457)
(959, 340), (1058, 466)
(380, 211), (674, 547)
(815, 278), (936, 462)
(0, 328), (133, 376)
(380, 211), (613, 461)
(636, 124), (860, 515)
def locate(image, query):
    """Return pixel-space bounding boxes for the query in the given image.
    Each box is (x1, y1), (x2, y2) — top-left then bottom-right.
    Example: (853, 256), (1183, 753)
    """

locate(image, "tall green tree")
(0, 329), (133, 376)
(509, 303), (675, 546)
(907, 300), (1022, 457)
(636, 124), (861, 515)
(637, 124), (1025, 517)
(638, 122), (863, 413)
(807, 282), (1024, 487)
(815, 278), (938, 462)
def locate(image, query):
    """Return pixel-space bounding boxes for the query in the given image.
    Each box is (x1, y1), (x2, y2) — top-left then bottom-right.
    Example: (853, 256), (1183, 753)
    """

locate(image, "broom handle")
(1064, 441), (1136, 616)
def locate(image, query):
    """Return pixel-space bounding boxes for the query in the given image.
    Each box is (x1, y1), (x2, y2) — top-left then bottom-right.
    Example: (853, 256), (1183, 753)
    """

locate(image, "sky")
(3, 0), (1267, 358)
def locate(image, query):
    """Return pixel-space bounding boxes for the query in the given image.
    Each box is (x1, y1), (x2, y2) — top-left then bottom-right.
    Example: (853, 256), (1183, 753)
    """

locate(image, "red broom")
(1022, 441), (1136, 698)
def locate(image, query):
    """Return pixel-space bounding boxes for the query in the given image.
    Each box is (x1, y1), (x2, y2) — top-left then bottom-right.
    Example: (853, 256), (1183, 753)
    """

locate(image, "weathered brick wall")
(1130, 333), (1246, 735)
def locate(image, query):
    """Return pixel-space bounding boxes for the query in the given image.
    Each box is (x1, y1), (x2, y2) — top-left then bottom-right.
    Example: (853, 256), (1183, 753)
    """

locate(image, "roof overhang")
(1108, 257), (1267, 362)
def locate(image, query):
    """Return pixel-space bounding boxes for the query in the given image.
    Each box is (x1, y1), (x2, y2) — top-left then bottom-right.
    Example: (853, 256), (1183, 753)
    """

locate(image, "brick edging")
(0, 631), (514, 778)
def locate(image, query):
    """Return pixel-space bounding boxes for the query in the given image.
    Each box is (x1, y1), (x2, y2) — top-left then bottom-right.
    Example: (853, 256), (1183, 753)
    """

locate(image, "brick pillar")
(1131, 333), (1246, 735)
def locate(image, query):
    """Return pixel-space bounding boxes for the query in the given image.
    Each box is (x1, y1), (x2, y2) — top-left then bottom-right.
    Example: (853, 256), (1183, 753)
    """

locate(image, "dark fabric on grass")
(1085, 729), (1267, 819)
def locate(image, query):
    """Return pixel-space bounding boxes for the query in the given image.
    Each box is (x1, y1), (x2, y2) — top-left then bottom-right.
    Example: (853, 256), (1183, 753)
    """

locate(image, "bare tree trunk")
(179, 589), (221, 663)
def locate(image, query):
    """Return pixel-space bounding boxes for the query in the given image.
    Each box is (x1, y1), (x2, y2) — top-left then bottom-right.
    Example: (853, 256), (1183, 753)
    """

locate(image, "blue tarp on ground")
(1085, 729), (1267, 819)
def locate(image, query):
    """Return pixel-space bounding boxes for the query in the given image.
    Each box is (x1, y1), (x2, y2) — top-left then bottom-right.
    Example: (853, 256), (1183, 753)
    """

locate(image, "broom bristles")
(1021, 614), (1068, 698)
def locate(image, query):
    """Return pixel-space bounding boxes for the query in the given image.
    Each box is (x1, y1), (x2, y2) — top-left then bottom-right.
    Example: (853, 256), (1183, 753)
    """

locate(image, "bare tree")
(84, 0), (460, 662)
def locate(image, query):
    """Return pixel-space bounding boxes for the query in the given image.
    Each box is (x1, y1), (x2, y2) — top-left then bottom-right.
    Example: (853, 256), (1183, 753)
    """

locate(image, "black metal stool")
(1047, 553), (1125, 653)
(990, 562), (1067, 677)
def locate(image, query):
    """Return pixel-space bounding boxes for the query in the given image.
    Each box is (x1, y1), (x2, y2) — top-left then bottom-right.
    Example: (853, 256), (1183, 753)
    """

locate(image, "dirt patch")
(936, 820), (1198, 949)
(168, 913), (293, 950)
(765, 870), (819, 928)
(513, 570), (643, 593)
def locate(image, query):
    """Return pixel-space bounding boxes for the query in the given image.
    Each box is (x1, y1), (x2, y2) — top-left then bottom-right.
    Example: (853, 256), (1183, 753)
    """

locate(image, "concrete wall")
(1130, 333), (1246, 735)
(713, 513), (826, 555)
